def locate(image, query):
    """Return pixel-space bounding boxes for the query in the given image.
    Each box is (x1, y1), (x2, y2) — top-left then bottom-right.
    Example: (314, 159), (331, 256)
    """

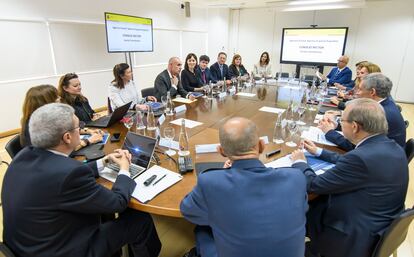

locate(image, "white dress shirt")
(109, 80), (144, 110)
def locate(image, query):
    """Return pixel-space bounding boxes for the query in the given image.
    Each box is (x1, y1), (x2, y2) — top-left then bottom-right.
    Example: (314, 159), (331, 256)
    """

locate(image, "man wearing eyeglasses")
(290, 98), (408, 257)
(2, 103), (161, 257)
(321, 55), (353, 90)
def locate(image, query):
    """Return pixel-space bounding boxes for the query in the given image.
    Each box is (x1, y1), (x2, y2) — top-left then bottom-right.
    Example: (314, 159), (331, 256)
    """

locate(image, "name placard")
(174, 104), (187, 113)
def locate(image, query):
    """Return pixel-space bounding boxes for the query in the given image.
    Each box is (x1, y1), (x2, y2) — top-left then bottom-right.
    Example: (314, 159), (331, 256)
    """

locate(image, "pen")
(265, 149), (281, 158)
(153, 174), (167, 186)
(143, 175), (157, 186)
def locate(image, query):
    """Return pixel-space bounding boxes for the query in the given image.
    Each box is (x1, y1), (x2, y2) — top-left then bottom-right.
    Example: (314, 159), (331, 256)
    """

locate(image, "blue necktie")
(219, 65), (223, 78)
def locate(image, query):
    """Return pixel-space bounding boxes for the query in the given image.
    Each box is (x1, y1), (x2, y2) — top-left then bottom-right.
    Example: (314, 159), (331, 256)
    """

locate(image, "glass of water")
(286, 120), (298, 147)
(123, 114), (134, 131)
(163, 126), (176, 156)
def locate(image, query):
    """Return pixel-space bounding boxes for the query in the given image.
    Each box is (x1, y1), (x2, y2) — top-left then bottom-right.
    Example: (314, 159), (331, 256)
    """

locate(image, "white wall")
(228, 0), (414, 103)
(0, 0), (229, 132)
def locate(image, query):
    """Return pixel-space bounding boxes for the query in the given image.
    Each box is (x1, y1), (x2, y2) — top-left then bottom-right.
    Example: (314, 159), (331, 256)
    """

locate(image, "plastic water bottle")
(166, 91), (174, 116)
(146, 104), (156, 131)
(273, 113), (285, 144)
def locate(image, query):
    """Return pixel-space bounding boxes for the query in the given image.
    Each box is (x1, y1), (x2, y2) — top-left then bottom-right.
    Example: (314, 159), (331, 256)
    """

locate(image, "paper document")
(237, 92), (256, 97)
(173, 98), (196, 104)
(259, 106), (285, 114)
(159, 137), (180, 150)
(256, 79), (277, 85)
(170, 118), (203, 128)
(301, 127), (337, 146)
(260, 136), (269, 144)
(195, 144), (220, 154)
(132, 165), (183, 203)
(265, 153), (335, 176)
(313, 114), (324, 124)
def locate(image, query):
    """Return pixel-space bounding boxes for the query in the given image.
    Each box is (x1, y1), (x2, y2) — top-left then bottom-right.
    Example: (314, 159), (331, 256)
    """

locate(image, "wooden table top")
(95, 84), (340, 217)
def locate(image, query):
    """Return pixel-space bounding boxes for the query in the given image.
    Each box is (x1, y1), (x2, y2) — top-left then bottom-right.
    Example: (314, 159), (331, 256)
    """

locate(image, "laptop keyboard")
(107, 163), (146, 179)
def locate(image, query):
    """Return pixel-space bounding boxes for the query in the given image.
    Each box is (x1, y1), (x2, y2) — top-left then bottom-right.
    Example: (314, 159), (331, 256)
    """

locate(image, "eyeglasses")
(338, 118), (351, 124)
(63, 121), (85, 135)
(337, 60), (346, 63)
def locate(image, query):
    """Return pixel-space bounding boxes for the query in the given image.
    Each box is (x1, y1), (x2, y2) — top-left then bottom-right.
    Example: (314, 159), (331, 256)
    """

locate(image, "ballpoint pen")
(153, 174), (167, 186)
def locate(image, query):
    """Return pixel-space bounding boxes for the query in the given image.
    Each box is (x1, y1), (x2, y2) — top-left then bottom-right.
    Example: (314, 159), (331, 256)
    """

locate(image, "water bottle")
(273, 113), (285, 144)
(178, 119), (190, 156)
(146, 104), (156, 131)
(135, 109), (146, 135)
(166, 91), (174, 116)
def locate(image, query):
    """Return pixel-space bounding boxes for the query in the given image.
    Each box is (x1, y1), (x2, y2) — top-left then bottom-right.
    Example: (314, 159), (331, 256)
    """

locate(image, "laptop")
(86, 101), (132, 128)
(107, 132), (158, 179)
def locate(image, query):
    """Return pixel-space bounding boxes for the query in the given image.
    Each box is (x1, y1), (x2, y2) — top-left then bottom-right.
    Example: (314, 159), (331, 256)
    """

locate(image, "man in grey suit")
(154, 57), (194, 101)
(291, 98), (408, 257)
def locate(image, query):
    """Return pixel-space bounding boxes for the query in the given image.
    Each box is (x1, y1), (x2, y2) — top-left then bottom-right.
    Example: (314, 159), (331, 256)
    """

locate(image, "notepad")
(259, 106), (285, 114)
(195, 143), (220, 154)
(237, 92), (256, 97)
(301, 127), (337, 146)
(173, 98), (196, 104)
(170, 118), (203, 128)
(132, 165), (183, 203)
(158, 137), (180, 150)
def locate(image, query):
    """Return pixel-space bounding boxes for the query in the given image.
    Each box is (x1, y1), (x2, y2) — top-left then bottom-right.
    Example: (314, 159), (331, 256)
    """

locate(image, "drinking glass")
(123, 114), (134, 131)
(286, 120), (298, 147)
(296, 103), (306, 125)
(136, 111), (146, 135)
(163, 127), (176, 156)
(161, 96), (167, 107)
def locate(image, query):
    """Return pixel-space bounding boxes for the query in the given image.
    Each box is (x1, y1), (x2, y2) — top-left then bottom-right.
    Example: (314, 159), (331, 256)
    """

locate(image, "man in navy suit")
(180, 117), (308, 257)
(322, 55), (353, 89)
(2, 103), (161, 257)
(291, 98), (408, 257)
(319, 73), (406, 150)
(210, 52), (231, 84)
(154, 57), (194, 101)
(196, 55), (215, 85)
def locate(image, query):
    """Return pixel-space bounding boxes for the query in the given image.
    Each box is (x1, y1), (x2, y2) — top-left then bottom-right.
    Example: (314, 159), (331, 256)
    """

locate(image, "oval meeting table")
(95, 81), (341, 218)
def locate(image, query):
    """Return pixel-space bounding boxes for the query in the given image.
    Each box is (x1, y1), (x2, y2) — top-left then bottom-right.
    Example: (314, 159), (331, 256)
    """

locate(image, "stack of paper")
(132, 165), (183, 203)
(236, 92), (256, 97)
(301, 126), (337, 146)
(173, 98), (196, 104)
(158, 137), (180, 150)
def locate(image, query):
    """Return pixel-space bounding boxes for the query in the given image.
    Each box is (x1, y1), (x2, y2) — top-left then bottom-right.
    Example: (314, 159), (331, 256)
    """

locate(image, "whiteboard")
(135, 29), (180, 64)
(49, 22), (124, 74)
(0, 21), (55, 81)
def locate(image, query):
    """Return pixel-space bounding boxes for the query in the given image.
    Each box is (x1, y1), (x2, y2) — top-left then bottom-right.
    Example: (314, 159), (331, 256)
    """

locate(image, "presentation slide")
(280, 28), (348, 65)
(105, 13), (153, 52)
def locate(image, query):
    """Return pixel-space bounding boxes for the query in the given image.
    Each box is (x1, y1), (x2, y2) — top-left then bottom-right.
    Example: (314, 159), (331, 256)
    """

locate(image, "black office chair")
(405, 138), (414, 164)
(0, 242), (16, 257)
(275, 72), (289, 79)
(5, 134), (22, 159)
(141, 88), (155, 99)
(107, 97), (113, 114)
(371, 207), (414, 257)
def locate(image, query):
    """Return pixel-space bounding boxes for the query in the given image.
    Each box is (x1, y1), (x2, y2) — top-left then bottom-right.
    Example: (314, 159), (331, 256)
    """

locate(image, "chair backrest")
(141, 87), (155, 98)
(0, 242), (16, 257)
(5, 134), (22, 159)
(107, 97), (113, 114)
(405, 138), (414, 164)
(304, 75), (316, 81)
(405, 120), (409, 129)
(371, 208), (414, 257)
(396, 104), (402, 112)
(276, 72), (289, 78)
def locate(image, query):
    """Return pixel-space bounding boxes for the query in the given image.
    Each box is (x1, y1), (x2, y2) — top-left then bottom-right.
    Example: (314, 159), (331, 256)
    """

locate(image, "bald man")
(154, 57), (192, 101)
(323, 55), (353, 89)
(180, 117), (308, 257)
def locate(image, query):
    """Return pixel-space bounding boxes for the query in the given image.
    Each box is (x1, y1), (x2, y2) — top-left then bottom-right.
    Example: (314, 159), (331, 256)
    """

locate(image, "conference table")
(96, 81), (341, 218)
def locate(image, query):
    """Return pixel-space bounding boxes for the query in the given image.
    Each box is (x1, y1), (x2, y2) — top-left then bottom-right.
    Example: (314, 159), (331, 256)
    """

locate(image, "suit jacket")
(2, 147), (136, 257)
(195, 66), (215, 84)
(228, 64), (248, 78)
(327, 66), (352, 87)
(71, 97), (94, 123)
(292, 134), (408, 257)
(325, 97), (406, 150)
(154, 69), (188, 100)
(210, 62), (230, 81)
(181, 159), (308, 257)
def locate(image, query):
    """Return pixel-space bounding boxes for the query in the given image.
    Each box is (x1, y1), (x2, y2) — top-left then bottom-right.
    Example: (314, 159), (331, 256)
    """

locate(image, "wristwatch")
(82, 139), (90, 147)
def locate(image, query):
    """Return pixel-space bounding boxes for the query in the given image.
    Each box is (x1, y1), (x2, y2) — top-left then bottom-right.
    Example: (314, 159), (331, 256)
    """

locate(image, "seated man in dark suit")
(320, 73), (406, 150)
(321, 55), (353, 89)
(210, 52), (231, 85)
(2, 103), (161, 257)
(291, 98), (408, 257)
(154, 57), (194, 100)
(196, 55), (215, 85)
(181, 117), (308, 257)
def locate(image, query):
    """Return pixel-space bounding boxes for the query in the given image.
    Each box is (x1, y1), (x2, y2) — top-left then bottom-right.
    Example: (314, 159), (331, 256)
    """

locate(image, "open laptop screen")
(122, 132), (157, 169)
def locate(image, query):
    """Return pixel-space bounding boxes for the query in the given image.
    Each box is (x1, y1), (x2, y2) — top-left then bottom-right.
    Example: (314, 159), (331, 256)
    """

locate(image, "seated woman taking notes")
(109, 63), (156, 111)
